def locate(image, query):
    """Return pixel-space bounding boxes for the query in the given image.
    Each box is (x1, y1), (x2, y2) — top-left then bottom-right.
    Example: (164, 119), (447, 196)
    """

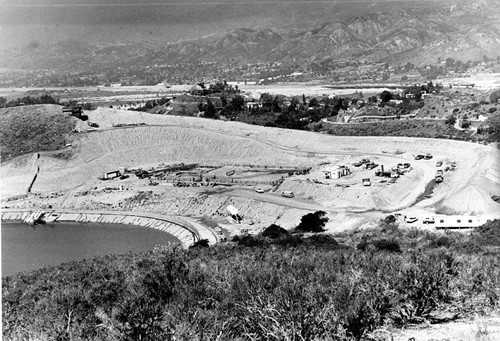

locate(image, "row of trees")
(0, 94), (60, 108)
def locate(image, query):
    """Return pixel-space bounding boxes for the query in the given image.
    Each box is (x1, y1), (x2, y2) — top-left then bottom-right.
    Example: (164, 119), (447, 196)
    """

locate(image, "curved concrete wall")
(0, 210), (217, 248)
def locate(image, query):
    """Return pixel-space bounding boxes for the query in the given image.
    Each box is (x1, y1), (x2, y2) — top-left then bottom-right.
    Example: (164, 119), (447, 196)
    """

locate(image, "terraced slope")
(2, 107), (499, 219)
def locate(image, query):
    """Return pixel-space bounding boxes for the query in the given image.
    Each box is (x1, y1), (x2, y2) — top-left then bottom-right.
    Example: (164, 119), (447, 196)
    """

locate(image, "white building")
(434, 215), (489, 229)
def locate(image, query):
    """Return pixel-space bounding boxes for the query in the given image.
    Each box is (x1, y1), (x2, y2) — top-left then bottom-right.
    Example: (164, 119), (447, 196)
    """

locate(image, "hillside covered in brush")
(3, 220), (500, 340)
(0, 105), (77, 162)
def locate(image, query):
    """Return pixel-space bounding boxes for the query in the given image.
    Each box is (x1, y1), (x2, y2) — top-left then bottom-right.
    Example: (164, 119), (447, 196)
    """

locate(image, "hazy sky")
(0, 0), (447, 25)
(0, 0), (452, 50)
(0, 0), (347, 25)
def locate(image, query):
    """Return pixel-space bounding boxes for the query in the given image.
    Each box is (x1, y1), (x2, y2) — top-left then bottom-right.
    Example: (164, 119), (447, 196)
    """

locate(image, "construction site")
(1, 106), (500, 239)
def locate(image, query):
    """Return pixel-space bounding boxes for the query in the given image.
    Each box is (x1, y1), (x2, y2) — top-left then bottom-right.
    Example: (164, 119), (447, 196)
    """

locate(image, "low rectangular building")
(434, 215), (488, 229)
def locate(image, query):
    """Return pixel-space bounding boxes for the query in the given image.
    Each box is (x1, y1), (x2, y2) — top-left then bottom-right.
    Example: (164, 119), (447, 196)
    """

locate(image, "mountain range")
(0, 0), (499, 74)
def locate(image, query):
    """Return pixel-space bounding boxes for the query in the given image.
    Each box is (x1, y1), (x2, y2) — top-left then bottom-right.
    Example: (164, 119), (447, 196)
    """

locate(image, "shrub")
(429, 236), (452, 248)
(233, 234), (267, 247)
(273, 234), (304, 247)
(384, 215), (396, 224)
(189, 239), (210, 249)
(373, 239), (401, 253)
(296, 211), (329, 233)
(475, 219), (500, 246)
(306, 234), (339, 246)
(261, 224), (289, 239)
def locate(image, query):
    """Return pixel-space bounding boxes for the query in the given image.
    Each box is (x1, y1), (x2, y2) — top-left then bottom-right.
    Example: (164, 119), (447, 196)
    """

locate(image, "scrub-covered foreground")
(3, 220), (500, 341)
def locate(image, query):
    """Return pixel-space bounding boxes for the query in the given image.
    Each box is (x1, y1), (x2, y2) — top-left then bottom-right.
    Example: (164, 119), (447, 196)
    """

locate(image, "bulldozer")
(62, 106), (88, 121)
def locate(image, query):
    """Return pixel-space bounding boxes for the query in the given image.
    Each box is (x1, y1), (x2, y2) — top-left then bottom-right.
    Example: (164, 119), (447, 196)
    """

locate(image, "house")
(245, 101), (262, 110)
(189, 84), (205, 96)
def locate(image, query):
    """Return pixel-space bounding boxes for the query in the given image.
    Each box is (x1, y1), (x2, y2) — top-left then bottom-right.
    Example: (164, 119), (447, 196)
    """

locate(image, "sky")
(0, 0), (452, 25)
(0, 0), (453, 50)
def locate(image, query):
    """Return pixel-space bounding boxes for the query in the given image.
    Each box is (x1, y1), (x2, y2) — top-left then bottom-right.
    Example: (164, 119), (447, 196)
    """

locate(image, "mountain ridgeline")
(1, 0), (499, 74)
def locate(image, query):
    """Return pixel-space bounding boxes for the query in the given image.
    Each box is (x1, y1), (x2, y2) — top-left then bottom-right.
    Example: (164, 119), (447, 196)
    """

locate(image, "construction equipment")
(62, 106), (83, 115)
(375, 165), (391, 177)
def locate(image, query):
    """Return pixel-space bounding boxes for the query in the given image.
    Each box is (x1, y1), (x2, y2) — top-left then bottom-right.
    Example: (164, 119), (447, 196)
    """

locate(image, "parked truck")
(281, 191), (295, 198)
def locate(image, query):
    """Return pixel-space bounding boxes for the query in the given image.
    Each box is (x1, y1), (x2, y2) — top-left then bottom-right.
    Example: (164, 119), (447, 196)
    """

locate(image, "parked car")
(362, 178), (371, 186)
(353, 162), (363, 167)
(424, 153), (433, 160)
(119, 175), (129, 180)
(255, 188), (264, 193)
(423, 217), (435, 224)
(436, 161), (443, 167)
(415, 154), (424, 160)
(405, 216), (418, 223)
(403, 163), (411, 168)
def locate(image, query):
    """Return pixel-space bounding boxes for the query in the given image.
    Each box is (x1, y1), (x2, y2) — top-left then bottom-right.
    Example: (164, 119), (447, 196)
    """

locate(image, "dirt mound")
(0, 104), (76, 162)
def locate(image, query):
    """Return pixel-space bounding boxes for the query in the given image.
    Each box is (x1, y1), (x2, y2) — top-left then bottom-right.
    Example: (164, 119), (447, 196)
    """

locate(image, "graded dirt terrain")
(1, 106), (499, 234)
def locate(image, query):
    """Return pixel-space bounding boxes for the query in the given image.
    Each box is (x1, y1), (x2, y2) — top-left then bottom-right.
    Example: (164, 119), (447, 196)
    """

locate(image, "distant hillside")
(0, 0), (499, 77)
(0, 105), (77, 162)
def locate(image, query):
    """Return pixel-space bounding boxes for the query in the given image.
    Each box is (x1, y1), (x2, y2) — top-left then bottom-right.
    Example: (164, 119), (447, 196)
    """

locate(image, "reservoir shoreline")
(1, 209), (218, 248)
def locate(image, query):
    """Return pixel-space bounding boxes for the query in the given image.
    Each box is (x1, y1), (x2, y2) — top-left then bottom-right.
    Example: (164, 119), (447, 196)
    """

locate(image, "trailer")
(434, 215), (488, 229)
(101, 170), (121, 180)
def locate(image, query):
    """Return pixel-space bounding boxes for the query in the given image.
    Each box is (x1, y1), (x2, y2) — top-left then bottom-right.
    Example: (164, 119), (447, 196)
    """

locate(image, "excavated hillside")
(2, 107), (499, 230)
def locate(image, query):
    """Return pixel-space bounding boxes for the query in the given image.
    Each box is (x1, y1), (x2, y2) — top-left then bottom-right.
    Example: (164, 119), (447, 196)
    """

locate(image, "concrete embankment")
(1, 210), (218, 248)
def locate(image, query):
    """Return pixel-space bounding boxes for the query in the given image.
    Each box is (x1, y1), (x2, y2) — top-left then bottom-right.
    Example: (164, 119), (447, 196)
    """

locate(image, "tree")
(296, 211), (329, 233)
(260, 93), (274, 111)
(309, 97), (319, 107)
(0, 96), (7, 107)
(230, 95), (245, 112)
(204, 99), (217, 119)
(288, 98), (300, 112)
(445, 115), (456, 126)
(379, 90), (393, 103)
(220, 94), (228, 107)
(485, 113), (500, 133)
